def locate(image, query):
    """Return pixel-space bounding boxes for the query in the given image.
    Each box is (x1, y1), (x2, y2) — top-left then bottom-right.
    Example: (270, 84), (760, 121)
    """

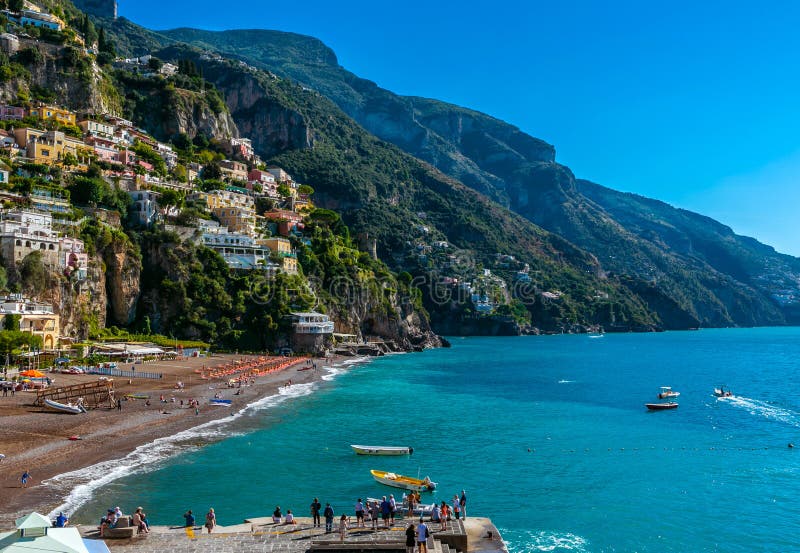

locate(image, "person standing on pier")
(405, 522), (416, 553)
(324, 503), (335, 533)
(311, 498), (322, 528)
(339, 514), (348, 542)
(389, 494), (397, 525)
(460, 490), (466, 519)
(355, 498), (365, 527)
(417, 518), (429, 553)
(370, 501), (380, 530)
(204, 508), (216, 533)
(380, 496), (391, 528)
(452, 495), (461, 520)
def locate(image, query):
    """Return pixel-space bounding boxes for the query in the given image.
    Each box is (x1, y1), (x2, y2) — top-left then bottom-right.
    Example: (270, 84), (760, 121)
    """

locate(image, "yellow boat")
(370, 469), (436, 492)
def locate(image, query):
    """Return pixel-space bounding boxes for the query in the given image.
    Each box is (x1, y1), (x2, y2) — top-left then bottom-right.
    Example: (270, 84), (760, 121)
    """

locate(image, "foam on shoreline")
(44, 357), (370, 518)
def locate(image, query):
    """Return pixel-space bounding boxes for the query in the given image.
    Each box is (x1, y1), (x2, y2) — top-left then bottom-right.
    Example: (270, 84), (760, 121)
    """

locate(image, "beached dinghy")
(370, 469), (436, 492)
(44, 398), (85, 414)
(210, 398), (232, 406)
(351, 445), (413, 456)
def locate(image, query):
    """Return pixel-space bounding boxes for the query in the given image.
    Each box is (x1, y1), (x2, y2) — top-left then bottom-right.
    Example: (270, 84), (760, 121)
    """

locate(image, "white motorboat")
(351, 445), (413, 455)
(658, 386), (680, 399)
(44, 398), (86, 414)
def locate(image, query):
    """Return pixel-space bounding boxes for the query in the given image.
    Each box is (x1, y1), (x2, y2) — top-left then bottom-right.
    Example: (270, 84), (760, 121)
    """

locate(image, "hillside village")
(0, 0), (461, 363)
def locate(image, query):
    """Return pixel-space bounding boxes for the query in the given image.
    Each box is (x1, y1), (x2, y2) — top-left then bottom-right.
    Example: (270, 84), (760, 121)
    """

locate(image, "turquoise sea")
(51, 328), (800, 552)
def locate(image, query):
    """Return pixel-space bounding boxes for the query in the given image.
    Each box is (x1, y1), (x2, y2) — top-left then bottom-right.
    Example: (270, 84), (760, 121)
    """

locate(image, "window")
(25, 241), (30, 248)
(40, 243), (46, 249)
(42, 149), (50, 157)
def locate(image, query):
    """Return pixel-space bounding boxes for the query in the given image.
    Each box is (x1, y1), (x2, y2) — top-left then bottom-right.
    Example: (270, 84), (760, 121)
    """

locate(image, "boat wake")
(502, 529), (589, 552)
(719, 395), (800, 427)
(44, 358), (369, 518)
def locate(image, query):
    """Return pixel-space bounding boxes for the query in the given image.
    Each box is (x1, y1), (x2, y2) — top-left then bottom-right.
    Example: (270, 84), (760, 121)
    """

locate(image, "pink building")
(119, 149), (136, 166)
(0, 105), (25, 121)
(85, 136), (119, 162)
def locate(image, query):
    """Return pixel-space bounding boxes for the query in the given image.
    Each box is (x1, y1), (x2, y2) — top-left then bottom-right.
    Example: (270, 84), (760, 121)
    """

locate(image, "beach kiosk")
(0, 512), (110, 553)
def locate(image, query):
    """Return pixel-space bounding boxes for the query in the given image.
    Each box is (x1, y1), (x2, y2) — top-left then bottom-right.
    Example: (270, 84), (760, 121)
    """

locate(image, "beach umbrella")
(20, 369), (45, 377)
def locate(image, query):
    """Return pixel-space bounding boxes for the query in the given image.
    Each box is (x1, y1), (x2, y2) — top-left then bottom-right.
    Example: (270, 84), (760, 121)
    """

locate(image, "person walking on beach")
(184, 510), (195, 528)
(405, 522), (416, 553)
(355, 498), (365, 527)
(339, 514), (348, 542)
(417, 519), (429, 553)
(324, 503), (335, 533)
(21, 470), (30, 488)
(460, 490), (466, 519)
(311, 498), (321, 527)
(205, 508), (216, 533)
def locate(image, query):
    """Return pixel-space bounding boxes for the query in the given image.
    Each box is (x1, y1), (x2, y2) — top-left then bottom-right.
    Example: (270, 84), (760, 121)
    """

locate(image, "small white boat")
(44, 398), (85, 414)
(351, 445), (413, 456)
(367, 496), (435, 517)
(371, 469), (436, 492)
(714, 387), (734, 397)
(658, 386), (680, 399)
(210, 398), (232, 406)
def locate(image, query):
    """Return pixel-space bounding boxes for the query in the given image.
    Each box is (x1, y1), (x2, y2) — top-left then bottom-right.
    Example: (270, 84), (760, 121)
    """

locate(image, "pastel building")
(29, 104), (75, 125)
(199, 220), (278, 272)
(0, 295), (60, 350)
(128, 189), (159, 227)
(219, 160), (248, 182)
(78, 119), (115, 138)
(0, 104), (24, 120)
(0, 210), (86, 276)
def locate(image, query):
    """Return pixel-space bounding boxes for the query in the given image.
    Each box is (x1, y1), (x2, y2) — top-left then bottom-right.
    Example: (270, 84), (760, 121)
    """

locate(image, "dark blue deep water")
(54, 329), (800, 552)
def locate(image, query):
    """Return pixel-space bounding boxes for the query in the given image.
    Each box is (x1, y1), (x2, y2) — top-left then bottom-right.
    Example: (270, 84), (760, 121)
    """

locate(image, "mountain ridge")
(150, 26), (800, 327)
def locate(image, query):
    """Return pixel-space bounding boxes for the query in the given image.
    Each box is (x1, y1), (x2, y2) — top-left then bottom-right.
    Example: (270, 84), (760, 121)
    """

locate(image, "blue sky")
(119, 0), (800, 256)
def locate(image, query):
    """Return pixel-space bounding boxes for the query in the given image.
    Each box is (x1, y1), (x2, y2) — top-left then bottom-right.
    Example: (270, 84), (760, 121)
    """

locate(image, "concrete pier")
(77, 516), (508, 553)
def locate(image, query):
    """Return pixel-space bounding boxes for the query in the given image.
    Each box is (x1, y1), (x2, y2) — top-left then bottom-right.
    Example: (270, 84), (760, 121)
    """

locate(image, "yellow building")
(0, 294), (60, 351)
(29, 105), (76, 126)
(26, 130), (92, 167)
(213, 207), (256, 235)
(260, 237), (298, 274)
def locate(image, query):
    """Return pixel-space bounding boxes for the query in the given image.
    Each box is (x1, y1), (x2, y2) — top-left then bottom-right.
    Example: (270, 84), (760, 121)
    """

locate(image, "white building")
(198, 220), (278, 272)
(290, 312), (334, 334)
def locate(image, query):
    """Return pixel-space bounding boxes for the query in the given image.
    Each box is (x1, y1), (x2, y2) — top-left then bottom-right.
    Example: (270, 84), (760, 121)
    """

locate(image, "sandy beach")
(0, 353), (333, 525)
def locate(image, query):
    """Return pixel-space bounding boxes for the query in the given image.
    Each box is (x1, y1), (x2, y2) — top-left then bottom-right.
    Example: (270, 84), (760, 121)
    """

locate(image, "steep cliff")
(114, 72), (238, 141)
(0, 39), (122, 114)
(157, 27), (800, 328)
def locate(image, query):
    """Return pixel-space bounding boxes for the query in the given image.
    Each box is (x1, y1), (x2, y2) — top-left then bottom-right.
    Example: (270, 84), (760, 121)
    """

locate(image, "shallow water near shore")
(65, 329), (800, 552)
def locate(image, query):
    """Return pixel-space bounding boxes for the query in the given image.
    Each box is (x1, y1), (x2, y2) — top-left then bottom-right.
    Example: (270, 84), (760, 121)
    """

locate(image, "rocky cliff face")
(0, 41), (121, 114)
(42, 259), (107, 341)
(329, 289), (443, 352)
(102, 240), (141, 326)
